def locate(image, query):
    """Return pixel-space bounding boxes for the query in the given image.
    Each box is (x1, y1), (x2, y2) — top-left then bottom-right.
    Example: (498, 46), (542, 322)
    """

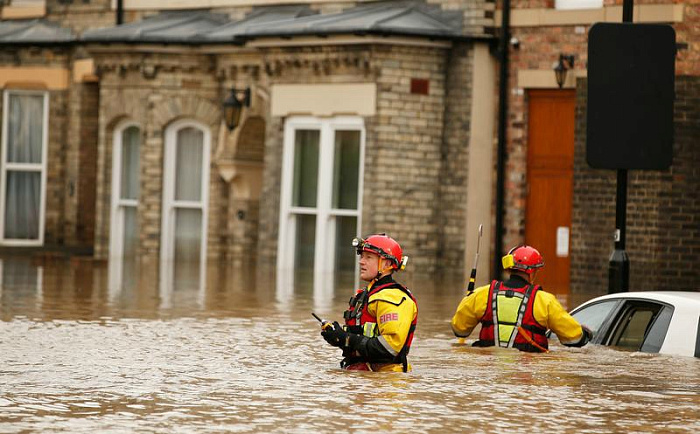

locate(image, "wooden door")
(525, 90), (575, 295)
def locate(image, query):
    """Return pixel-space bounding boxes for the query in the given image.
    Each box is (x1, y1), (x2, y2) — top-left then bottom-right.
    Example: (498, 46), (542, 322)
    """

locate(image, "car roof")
(578, 291), (700, 309)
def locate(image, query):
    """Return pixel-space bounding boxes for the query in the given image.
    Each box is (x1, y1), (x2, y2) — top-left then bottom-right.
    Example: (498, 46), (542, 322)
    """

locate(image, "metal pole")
(609, 169), (629, 293)
(116, 0), (124, 25)
(608, 0), (633, 294)
(493, 0), (511, 280)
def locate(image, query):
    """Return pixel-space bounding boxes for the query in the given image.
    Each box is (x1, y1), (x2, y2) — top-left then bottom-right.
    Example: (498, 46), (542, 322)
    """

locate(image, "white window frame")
(276, 116), (365, 283)
(109, 120), (140, 259)
(160, 119), (211, 266)
(0, 89), (49, 246)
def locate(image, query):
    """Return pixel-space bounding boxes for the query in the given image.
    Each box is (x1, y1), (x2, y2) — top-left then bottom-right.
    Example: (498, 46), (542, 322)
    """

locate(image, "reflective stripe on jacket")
(477, 280), (549, 352)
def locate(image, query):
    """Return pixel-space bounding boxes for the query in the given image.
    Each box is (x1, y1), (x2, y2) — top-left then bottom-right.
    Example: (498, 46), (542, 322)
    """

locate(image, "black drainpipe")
(493, 0), (511, 279)
(116, 0), (124, 25)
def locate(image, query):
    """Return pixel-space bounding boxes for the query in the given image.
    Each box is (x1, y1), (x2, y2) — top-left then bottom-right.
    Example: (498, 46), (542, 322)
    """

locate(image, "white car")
(566, 291), (700, 358)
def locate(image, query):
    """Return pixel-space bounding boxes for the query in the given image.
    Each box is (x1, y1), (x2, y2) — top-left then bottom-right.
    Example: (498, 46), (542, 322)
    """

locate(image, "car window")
(571, 300), (619, 337)
(607, 301), (663, 351)
(639, 306), (673, 353)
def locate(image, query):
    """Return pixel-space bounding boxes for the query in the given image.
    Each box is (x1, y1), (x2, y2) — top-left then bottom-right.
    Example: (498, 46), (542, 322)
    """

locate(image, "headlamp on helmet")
(351, 234), (405, 271)
(502, 245), (544, 275)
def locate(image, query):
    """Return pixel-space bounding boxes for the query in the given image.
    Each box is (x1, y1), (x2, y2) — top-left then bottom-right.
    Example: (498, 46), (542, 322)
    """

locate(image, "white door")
(277, 116), (365, 294)
(0, 90), (48, 246)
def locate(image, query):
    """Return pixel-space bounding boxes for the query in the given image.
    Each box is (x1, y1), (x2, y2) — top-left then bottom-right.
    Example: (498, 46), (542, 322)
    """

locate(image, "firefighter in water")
(451, 245), (592, 352)
(320, 234), (418, 372)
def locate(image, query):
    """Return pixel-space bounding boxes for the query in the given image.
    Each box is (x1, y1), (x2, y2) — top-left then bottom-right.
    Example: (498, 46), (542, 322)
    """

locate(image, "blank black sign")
(587, 23), (676, 170)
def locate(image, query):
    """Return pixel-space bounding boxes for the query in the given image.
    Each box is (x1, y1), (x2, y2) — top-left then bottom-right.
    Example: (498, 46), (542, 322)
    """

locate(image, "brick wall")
(437, 42), (474, 273)
(366, 45), (448, 272)
(571, 76), (700, 293)
(76, 81), (99, 248)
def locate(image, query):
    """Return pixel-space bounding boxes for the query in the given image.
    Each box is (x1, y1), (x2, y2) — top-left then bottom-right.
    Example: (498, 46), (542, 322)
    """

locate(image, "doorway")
(525, 89), (575, 295)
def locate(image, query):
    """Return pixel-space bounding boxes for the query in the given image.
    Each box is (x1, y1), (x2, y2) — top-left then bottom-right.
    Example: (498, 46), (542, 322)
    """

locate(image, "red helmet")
(502, 245), (544, 274)
(352, 234), (406, 270)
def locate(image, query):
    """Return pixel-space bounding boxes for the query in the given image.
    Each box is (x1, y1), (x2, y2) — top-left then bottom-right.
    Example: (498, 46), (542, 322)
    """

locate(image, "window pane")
(120, 126), (140, 200)
(292, 130), (319, 207)
(614, 309), (656, 350)
(332, 130), (360, 210)
(640, 306), (673, 353)
(174, 208), (202, 264)
(572, 300), (618, 336)
(334, 216), (357, 287)
(294, 214), (316, 280)
(175, 127), (203, 202)
(4, 171), (40, 240)
(122, 205), (139, 258)
(7, 94), (43, 164)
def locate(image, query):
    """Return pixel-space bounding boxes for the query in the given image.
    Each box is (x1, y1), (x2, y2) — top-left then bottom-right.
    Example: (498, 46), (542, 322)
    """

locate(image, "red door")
(525, 90), (575, 295)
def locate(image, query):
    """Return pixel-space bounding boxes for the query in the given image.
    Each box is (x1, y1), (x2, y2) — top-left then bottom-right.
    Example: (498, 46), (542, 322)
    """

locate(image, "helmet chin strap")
(368, 257), (394, 291)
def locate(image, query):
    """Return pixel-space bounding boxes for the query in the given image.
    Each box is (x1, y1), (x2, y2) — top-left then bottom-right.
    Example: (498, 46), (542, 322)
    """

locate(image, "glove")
(321, 321), (347, 348)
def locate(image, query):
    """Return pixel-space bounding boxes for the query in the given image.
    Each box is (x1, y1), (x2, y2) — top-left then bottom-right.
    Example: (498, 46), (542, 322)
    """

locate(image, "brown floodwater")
(1, 256), (698, 433)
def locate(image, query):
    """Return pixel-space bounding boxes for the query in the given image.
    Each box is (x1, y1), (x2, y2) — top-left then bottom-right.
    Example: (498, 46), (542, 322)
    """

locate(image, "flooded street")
(1, 257), (699, 433)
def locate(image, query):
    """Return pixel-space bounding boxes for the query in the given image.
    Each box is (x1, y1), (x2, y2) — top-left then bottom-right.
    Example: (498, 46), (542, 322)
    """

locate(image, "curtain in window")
(120, 126), (140, 257)
(173, 127), (204, 264)
(5, 94), (44, 240)
(175, 127), (203, 202)
(292, 130), (319, 208)
(120, 126), (140, 200)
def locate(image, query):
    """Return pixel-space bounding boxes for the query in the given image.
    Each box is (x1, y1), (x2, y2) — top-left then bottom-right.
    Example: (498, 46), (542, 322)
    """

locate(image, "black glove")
(321, 321), (347, 348)
(582, 326), (593, 344)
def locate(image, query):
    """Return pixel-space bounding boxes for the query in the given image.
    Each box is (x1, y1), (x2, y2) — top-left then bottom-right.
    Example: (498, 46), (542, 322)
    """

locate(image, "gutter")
(493, 0), (510, 279)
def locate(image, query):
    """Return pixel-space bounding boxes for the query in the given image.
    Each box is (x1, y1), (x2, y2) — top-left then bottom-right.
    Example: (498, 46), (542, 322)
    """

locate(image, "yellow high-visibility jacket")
(366, 287), (418, 372)
(451, 280), (585, 346)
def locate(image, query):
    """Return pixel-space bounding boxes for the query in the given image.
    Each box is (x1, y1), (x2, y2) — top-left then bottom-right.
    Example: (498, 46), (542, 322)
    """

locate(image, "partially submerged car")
(563, 291), (700, 358)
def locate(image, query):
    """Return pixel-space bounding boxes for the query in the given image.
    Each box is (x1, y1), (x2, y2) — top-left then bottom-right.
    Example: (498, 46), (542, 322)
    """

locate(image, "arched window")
(160, 120), (211, 266)
(110, 121), (141, 258)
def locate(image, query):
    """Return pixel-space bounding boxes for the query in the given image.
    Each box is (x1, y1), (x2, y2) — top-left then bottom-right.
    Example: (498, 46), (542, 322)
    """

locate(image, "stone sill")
(495, 4), (684, 27)
(1, 5), (46, 19)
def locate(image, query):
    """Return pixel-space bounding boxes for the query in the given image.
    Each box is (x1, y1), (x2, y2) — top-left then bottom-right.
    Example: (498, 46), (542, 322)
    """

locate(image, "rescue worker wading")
(320, 234), (418, 372)
(451, 245), (592, 352)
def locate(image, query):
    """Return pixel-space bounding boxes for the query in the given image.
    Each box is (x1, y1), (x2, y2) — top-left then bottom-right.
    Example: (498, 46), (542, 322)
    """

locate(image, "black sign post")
(610, 0), (634, 294)
(587, 0), (676, 294)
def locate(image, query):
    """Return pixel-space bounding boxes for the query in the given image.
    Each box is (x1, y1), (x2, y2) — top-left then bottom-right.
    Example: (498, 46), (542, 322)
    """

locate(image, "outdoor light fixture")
(223, 87), (251, 131)
(553, 54), (575, 88)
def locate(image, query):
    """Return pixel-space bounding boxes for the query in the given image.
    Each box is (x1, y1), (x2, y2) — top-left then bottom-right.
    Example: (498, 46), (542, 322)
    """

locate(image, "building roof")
(0, 19), (74, 44)
(82, 11), (229, 43)
(82, 1), (473, 45)
(210, 1), (465, 41)
(0, 2), (481, 46)
(203, 5), (316, 42)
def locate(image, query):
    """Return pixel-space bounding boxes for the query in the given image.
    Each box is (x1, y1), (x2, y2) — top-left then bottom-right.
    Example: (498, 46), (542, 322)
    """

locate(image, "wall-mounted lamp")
(223, 87), (251, 131)
(553, 54), (575, 88)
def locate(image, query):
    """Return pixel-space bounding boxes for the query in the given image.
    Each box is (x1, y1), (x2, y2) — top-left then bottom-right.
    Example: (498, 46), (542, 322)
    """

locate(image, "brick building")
(499, 0), (700, 294)
(0, 0), (497, 293)
(0, 0), (697, 296)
